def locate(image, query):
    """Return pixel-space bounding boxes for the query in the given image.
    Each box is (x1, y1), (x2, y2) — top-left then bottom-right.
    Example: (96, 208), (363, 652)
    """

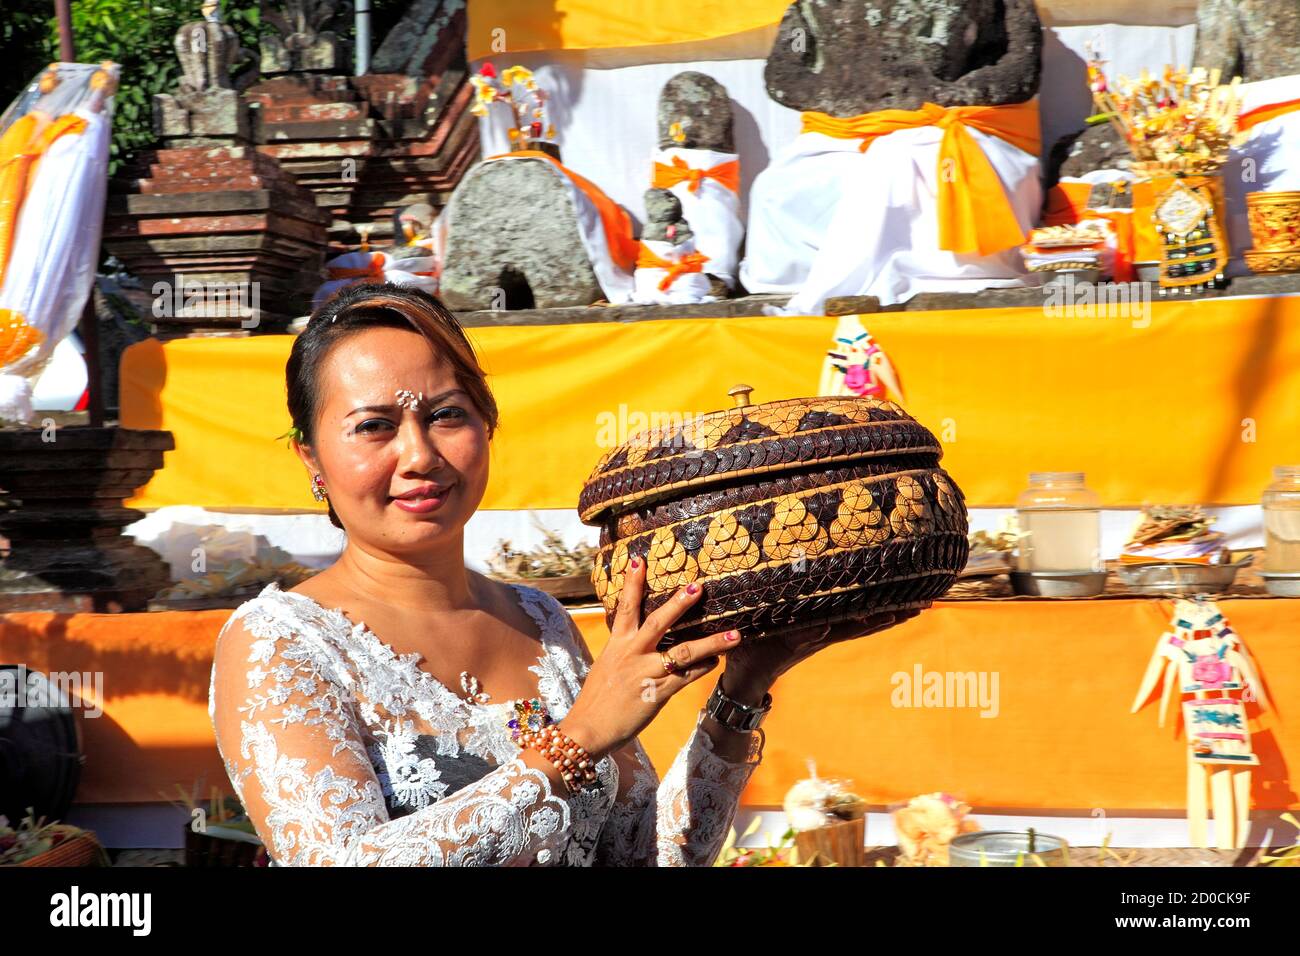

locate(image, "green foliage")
(70, 1), (267, 174)
(0, 0), (59, 99)
(2, 0), (426, 175)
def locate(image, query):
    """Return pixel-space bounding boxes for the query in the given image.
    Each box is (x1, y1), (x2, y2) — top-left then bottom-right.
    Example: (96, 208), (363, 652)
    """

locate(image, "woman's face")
(297, 325), (490, 554)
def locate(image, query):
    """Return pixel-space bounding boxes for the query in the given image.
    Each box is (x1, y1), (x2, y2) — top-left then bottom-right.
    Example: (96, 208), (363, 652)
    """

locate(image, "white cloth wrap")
(444, 154), (635, 305)
(312, 251), (382, 310)
(383, 254), (440, 296)
(1224, 73), (1300, 275)
(312, 252), (441, 310)
(0, 107), (110, 423)
(740, 125), (1043, 312)
(652, 146), (743, 287)
(632, 237), (715, 305)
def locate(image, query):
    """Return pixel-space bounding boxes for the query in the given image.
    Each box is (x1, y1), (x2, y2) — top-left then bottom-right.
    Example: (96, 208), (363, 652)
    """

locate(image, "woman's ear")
(293, 438), (321, 478)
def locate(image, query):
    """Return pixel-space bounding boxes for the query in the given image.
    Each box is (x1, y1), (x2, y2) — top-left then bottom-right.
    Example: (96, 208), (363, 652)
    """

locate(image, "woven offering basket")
(578, 385), (969, 646)
(794, 817), (867, 867)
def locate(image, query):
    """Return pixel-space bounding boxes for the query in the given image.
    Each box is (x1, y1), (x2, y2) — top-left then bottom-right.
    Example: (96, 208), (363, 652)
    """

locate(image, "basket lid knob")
(728, 384), (754, 408)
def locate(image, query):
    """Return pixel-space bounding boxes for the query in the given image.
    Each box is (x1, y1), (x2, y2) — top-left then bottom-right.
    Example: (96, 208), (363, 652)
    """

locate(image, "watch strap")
(706, 680), (772, 733)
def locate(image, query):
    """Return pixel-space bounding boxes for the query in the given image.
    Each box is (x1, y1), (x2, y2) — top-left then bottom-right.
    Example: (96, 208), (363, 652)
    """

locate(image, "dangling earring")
(311, 474), (327, 501)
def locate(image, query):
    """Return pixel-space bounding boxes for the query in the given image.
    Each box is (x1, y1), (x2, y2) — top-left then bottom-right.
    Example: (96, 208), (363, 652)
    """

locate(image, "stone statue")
(438, 159), (615, 310)
(154, 0), (250, 144)
(642, 188), (693, 244)
(1194, 0), (1300, 81)
(765, 0), (1042, 115)
(1052, 125), (1132, 183)
(261, 0), (345, 75)
(176, 0), (241, 97)
(633, 188), (715, 304)
(740, 0), (1046, 311)
(388, 202), (437, 261)
(653, 72), (744, 291)
(657, 71), (734, 151)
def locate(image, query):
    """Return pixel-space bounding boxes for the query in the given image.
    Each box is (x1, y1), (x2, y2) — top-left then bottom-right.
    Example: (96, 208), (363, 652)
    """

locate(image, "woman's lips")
(390, 485), (453, 513)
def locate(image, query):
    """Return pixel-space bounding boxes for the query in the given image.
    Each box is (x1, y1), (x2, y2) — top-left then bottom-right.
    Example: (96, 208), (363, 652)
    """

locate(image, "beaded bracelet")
(517, 724), (600, 796)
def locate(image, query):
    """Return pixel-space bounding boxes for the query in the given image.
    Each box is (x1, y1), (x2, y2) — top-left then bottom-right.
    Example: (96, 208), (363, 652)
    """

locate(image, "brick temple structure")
(104, 0), (478, 335)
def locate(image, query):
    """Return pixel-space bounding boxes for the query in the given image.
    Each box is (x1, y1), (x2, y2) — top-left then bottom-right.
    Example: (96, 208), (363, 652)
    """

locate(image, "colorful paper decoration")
(819, 315), (904, 403)
(1131, 598), (1267, 848)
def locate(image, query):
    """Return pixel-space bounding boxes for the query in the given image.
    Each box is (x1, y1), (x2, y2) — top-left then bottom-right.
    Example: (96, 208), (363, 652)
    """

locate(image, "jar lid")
(1027, 471), (1086, 484)
(577, 385), (943, 524)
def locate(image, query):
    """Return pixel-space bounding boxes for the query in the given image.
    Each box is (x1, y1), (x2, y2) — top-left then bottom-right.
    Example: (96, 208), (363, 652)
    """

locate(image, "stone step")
(136, 173), (274, 194)
(259, 101), (367, 123)
(258, 118), (375, 141)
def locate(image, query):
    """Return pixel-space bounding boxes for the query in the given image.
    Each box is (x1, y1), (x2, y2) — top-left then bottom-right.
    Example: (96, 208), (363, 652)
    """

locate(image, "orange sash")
(488, 150), (639, 273)
(1238, 97), (1300, 133)
(0, 112), (88, 368)
(635, 243), (709, 292)
(801, 99), (1041, 257)
(652, 154), (740, 194)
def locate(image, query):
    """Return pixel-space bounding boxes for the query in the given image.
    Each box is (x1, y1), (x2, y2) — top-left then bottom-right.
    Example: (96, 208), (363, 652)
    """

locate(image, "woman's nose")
(395, 418), (445, 474)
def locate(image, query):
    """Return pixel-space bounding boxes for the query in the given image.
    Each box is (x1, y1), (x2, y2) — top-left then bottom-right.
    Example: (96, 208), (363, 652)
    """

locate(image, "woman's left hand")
(721, 607), (924, 695)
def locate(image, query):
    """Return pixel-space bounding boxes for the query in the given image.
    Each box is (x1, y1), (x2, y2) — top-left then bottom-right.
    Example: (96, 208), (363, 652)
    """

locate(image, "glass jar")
(1262, 466), (1300, 573)
(1015, 472), (1102, 573)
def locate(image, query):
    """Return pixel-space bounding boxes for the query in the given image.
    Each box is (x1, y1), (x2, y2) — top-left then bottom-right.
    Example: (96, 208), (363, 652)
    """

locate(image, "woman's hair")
(286, 282), (499, 530)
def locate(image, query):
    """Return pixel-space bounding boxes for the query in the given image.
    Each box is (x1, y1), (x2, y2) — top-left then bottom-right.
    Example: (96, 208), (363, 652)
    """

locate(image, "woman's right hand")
(558, 557), (741, 760)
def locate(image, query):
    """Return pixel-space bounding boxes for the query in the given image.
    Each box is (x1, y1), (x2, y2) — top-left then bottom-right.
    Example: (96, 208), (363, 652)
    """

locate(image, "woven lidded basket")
(578, 385), (969, 646)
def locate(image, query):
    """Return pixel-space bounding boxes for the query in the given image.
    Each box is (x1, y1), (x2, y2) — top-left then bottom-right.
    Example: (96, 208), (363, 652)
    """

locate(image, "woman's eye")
(354, 419), (394, 435)
(429, 407), (467, 424)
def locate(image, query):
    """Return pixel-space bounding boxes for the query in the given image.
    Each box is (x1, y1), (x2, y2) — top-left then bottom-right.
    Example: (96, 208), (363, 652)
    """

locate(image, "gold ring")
(661, 650), (678, 675)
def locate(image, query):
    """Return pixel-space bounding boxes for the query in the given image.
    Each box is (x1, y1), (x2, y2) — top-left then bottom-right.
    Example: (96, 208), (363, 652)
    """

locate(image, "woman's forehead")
(321, 328), (454, 402)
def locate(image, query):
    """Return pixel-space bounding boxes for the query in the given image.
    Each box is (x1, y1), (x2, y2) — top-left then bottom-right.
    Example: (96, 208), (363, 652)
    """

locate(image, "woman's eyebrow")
(347, 389), (466, 416)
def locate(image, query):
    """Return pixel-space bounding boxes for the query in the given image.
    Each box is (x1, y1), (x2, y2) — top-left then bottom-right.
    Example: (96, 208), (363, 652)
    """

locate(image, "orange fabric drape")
(0, 111), (88, 366)
(488, 150), (639, 273)
(801, 99), (1042, 256)
(0, 308), (45, 368)
(634, 242), (709, 291)
(1042, 181), (1137, 283)
(327, 252), (387, 281)
(0, 113), (49, 287)
(1238, 97), (1300, 133)
(651, 154), (740, 194)
(7, 598), (1298, 811)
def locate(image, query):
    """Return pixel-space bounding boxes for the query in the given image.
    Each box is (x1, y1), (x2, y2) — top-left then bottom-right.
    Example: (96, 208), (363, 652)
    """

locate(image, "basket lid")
(577, 384), (943, 524)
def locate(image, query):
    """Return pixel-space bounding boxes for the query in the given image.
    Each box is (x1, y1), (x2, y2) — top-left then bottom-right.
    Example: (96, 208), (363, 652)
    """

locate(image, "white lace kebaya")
(208, 580), (763, 866)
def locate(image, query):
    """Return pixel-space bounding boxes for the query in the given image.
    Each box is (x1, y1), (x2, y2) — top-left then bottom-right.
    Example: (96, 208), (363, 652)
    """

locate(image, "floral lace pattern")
(208, 580), (762, 866)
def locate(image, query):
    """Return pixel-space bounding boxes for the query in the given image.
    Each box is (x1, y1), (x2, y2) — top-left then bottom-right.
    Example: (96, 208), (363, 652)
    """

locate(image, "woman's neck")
(330, 534), (479, 613)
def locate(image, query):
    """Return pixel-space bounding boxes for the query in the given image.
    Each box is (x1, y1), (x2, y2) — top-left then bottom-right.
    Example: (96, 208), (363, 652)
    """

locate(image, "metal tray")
(1258, 570), (1300, 598)
(1115, 555), (1253, 597)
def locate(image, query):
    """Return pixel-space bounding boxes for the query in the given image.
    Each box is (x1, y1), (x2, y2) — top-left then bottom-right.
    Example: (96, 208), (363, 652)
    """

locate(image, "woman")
(209, 282), (912, 866)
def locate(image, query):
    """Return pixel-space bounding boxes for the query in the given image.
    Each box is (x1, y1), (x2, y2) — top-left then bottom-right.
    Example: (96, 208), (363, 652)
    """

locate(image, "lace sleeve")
(209, 602), (575, 867)
(557, 614), (763, 867)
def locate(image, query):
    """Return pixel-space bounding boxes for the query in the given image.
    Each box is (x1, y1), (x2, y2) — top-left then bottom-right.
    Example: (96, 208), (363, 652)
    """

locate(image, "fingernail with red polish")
(687, 583), (699, 594)
(725, 630), (739, 641)
(630, 558), (640, 569)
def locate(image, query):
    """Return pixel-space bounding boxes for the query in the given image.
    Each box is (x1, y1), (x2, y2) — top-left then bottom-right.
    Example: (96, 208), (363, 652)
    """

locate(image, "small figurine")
(632, 188), (714, 305)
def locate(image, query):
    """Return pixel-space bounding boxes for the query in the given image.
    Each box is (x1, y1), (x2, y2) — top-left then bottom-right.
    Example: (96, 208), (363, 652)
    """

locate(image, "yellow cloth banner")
(802, 99), (1042, 256)
(467, 0), (788, 60)
(120, 296), (1300, 512)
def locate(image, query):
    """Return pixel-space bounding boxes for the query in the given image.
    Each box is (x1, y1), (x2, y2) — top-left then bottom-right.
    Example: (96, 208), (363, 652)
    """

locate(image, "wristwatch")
(705, 677), (772, 733)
